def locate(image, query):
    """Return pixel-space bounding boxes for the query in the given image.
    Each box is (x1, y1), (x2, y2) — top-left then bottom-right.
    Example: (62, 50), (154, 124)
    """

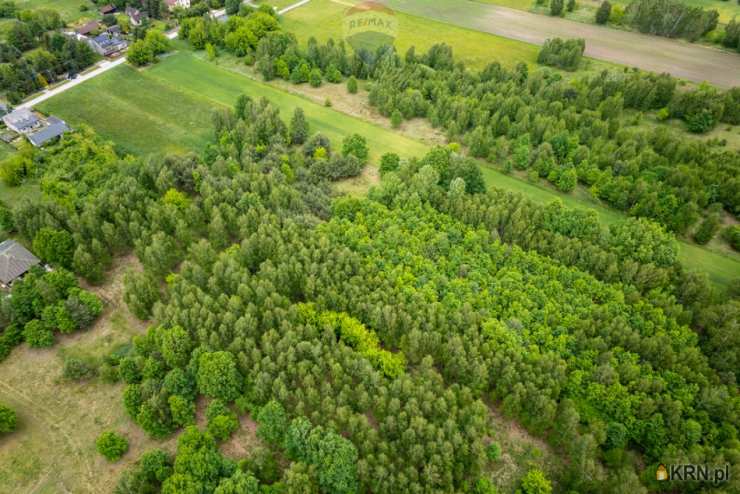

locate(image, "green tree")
(123, 270), (160, 320)
(390, 109), (402, 129)
(256, 400), (288, 446)
(341, 133), (369, 164)
(379, 153), (400, 175)
(196, 351), (242, 402)
(96, 431), (129, 462)
(32, 228), (74, 268)
(309, 67), (322, 87)
(128, 39), (154, 66)
(23, 319), (54, 348)
(595, 0), (611, 23)
(550, 0), (564, 15)
(517, 469), (552, 494)
(289, 108), (309, 145)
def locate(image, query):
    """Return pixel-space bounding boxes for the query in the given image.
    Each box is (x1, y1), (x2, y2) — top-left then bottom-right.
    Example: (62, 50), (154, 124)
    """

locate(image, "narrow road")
(19, 0), (310, 110)
(384, 0), (740, 88)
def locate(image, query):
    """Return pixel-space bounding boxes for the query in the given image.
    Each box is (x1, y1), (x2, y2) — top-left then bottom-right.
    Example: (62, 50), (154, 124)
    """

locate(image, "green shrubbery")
(96, 431), (129, 462)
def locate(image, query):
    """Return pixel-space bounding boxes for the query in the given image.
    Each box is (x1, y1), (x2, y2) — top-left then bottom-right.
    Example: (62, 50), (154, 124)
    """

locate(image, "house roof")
(27, 116), (70, 147)
(100, 4), (116, 13)
(0, 239), (40, 285)
(91, 31), (127, 50)
(77, 20), (100, 35)
(2, 108), (39, 131)
(125, 6), (141, 21)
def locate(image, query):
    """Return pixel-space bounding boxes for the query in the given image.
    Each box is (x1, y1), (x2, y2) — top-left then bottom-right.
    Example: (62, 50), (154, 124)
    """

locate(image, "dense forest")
(1, 88), (738, 492)
(175, 10), (739, 242)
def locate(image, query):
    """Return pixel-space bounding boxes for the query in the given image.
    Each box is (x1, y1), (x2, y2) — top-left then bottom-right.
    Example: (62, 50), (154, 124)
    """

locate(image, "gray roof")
(0, 239), (40, 285)
(27, 116), (70, 147)
(3, 108), (39, 131)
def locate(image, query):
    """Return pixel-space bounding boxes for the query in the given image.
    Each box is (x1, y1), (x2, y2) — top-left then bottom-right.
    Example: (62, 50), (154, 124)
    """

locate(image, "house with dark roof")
(125, 6), (142, 26)
(27, 116), (70, 147)
(2, 108), (41, 134)
(0, 239), (40, 287)
(87, 31), (128, 56)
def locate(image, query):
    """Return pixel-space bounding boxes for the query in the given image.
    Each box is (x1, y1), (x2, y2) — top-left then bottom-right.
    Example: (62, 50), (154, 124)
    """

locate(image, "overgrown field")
(38, 50), (428, 161)
(280, 0), (541, 70)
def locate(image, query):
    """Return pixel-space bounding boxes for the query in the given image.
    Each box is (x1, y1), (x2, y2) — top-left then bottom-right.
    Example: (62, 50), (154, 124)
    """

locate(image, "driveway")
(385, 0), (740, 88)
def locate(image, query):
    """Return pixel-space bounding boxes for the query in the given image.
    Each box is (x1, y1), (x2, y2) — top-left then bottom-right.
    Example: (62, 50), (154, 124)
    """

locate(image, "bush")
(96, 431), (129, 462)
(346, 76), (358, 94)
(550, 0), (564, 15)
(379, 153), (400, 175)
(23, 319), (54, 348)
(517, 469), (552, 494)
(390, 109), (402, 129)
(693, 212), (721, 244)
(486, 442), (502, 461)
(0, 404), (17, 433)
(207, 413), (239, 441)
(723, 225), (740, 251)
(341, 133), (369, 163)
(62, 355), (98, 381)
(309, 68), (322, 87)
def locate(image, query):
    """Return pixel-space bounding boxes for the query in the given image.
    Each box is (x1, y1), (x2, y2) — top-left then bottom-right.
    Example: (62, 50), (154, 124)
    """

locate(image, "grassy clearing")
(0, 257), (177, 494)
(16, 0), (95, 22)
(281, 0), (541, 69)
(39, 50), (428, 162)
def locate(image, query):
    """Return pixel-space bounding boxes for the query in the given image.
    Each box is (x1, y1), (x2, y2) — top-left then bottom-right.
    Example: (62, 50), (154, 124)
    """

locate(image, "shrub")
(23, 319), (54, 348)
(96, 431), (129, 462)
(486, 442), (502, 461)
(62, 355), (98, 381)
(379, 153), (400, 175)
(309, 68), (322, 87)
(390, 109), (402, 129)
(550, 0), (564, 15)
(207, 413), (239, 442)
(723, 225), (740, 251)
(0, 404), (17, 434)
(517, 469), (552, 494)
(341, 133), (369, 163)
(346, 76), (358, 94)
(537, 38), (585, 71)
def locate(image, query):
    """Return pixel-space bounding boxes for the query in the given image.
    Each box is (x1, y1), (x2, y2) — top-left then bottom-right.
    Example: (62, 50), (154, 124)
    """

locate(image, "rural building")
(0, 239), (40, 288)
(76, 20), (101, 35)
(126, 6), (142, 26)
(3, 108), (41, 134)
(27, 116), (70, 147)
(88, 31), (128, 56)
(165, 0), (191, 10)
(99, 4), (116, 14)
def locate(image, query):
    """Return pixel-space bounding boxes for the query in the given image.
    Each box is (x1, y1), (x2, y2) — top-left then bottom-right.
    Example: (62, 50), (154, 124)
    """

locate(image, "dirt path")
(384, 0), (740, 88)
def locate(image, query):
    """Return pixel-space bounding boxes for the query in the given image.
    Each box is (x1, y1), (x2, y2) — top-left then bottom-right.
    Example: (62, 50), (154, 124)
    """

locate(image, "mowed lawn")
(16, 0), (93, 22)
(281, 0), (539, 69)
(39, 51), (428, 161)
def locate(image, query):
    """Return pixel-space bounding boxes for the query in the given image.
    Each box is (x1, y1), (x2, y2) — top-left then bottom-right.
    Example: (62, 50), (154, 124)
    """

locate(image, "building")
(76, 20), (101, 35)
(125, 6), (142, 26)
(88, 31), (128, 56)
(0, 240), (40, 288)
(27, 116), (70, 147)
(2, 108), (41, 134)
(99, 3), (116, 14)
(165, 0), (190, 11)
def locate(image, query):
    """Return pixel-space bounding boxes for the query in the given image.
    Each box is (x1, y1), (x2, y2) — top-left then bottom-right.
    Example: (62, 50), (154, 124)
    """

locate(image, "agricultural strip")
(381, 0), (740, 87)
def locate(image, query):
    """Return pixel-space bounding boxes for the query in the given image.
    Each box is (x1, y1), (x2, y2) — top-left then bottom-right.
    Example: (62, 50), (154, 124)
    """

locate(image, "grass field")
(39, 50), (429, 161)
(15, 0), (94, 22)
(281, 0), (541, 69)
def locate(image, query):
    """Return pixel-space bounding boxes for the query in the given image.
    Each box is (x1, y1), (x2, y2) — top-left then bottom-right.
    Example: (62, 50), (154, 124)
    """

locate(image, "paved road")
(385, 0), (740, 88)
(19, 0), (310, 110)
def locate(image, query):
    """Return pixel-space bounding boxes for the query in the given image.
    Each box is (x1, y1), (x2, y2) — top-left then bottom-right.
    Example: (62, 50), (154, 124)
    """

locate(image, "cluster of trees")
(625, 0), (719, 41)
(0, 267), (103, 358)
(723, 17), (740, 53)
(537, 37), (585, 71)
(127, 29), (171, 66)
(0, 19), (97, 102)
(357, 43), (738, 237)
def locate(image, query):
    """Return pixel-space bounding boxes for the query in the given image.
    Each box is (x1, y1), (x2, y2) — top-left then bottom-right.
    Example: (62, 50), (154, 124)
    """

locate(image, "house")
(87, 31), (128, 56)
(165, 0), (190, 11)
(0, 240), (40, 288)
(99, 3), (116, 14)
(2, 108), (41, 134)
(27, 116), (70, 147)
(76, 20), (101, 35)
(125, 6), (142, 26)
